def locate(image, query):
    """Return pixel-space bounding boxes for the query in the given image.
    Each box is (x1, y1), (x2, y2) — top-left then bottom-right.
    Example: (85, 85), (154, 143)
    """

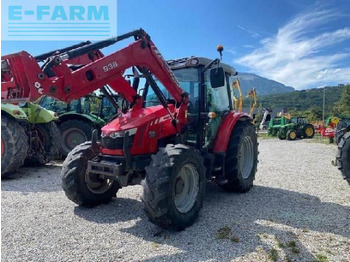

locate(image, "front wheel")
(287, 130), (297, 140)
(278, 129), (286, 140)
(61, 141), (120, 206)
(142, 144), (206, 230)
(220, 121), (258, 192)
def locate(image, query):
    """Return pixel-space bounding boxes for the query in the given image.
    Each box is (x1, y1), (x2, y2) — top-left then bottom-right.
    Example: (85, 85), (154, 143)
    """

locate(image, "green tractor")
(277, 117), (315, 140)
(267, 115), (289, 136)
(39, 93), (118, 157)
(1, 102), (61, 177)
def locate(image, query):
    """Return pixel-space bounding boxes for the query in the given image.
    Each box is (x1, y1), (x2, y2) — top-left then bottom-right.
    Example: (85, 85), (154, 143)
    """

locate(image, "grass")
(277, 241), (285, 248)
(216, 226), (239, 243)
(216, 226), (231, 239)
(268, 248), (278, 262)
(230, 236), (239, 243)
(274, 236), (285, 248)
(286, 241), (296, 247)
(150, 242), (160, 249)
(291, 247), (300, 253)
(305, 134), (336, 145)
(257, 132), (277, 140)
(314, 254), (329, 262)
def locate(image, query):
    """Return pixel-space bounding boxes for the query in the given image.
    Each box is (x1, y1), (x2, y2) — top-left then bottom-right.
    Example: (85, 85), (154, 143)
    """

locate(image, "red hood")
(101, 104), (174, 134)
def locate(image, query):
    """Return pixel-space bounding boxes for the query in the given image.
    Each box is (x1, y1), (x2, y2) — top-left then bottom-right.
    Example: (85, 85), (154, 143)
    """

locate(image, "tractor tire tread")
(61, 141), (120, 206)
(141, 144), (206, 230)
(1, 115), (28, 176)
(220, 121), (258, 192)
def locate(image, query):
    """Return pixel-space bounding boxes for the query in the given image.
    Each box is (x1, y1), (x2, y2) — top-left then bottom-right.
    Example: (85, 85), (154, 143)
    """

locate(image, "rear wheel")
(303, 124), (315, 138)
(1, 115), (28, 177)
(220, 121), (258, 192)
(142, 144), (206, 230)
(337, 131), (350, 185)
(61, 141), (120, 206)
(287, 130), (297, 140)
(59, 120), (94, 158)
(25, 122), (61, 165)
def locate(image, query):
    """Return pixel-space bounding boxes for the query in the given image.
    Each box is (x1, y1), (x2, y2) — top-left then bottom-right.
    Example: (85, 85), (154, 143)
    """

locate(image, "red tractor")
(1, 29), (258, 229)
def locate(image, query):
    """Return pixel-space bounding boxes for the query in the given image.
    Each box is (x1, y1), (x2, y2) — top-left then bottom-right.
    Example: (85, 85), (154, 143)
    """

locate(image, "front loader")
(1, 29), (258, 229)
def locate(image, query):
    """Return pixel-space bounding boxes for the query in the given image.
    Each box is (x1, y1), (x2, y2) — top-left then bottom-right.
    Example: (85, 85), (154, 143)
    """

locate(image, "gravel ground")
(2, 138), (350, 262)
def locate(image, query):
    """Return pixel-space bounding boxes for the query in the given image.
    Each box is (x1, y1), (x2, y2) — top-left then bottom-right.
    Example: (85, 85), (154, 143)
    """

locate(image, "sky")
(2, 0), (350, 90)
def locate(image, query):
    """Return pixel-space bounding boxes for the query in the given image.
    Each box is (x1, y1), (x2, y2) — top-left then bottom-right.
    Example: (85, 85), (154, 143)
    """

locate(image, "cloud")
(236, 10), (350, 89)
(237, 25), (262, 38)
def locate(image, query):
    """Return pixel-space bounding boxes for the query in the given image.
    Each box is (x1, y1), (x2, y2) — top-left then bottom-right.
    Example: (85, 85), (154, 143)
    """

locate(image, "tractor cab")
(291, 117), (308, 125)
(138, 56), (237, 150)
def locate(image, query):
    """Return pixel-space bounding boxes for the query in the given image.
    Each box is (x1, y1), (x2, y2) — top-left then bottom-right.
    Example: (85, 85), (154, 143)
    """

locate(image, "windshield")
(144, 68), (199, 108)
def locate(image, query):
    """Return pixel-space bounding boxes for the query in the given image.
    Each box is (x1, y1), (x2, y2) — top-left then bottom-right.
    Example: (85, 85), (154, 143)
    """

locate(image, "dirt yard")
(1, 138), (349, 262)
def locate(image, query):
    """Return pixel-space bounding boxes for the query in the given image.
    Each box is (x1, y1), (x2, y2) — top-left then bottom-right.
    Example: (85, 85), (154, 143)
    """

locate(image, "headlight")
(102, 128), (137, 139)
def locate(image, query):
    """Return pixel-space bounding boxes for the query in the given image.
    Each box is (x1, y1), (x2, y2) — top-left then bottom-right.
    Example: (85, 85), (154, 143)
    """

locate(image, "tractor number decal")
(103, 62), (118, 72)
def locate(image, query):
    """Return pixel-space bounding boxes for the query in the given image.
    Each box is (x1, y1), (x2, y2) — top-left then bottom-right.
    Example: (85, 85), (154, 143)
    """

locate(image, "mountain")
(258, 85), (345, 111)
(233, 73), (295, 95)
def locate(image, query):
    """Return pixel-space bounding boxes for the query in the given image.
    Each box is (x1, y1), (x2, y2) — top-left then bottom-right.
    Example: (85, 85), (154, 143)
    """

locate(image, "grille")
(101, 136), (134, 150)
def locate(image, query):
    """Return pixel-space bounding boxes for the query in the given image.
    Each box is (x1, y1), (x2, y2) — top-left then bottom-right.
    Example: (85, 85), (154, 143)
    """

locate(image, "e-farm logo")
(1, 0), (117, 40)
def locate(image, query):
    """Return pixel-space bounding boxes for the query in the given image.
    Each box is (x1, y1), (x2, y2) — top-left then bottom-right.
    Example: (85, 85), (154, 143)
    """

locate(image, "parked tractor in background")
(1, 29), (258, 229)
(39, 93), (119, 157)
(278, 117), (315, 140)
(267, 115), (290, 136)
(1, 102), (60, 176)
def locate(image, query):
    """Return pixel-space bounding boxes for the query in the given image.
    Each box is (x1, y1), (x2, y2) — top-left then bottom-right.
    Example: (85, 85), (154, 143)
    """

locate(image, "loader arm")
(1, 29), (185, 108)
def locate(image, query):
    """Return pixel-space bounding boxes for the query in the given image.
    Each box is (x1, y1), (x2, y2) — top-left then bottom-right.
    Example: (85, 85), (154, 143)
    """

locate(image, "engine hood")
(101, 104), (173, 134)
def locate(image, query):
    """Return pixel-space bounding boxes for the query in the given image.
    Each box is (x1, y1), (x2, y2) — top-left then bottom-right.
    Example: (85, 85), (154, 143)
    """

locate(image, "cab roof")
(167, 56), (237, 76)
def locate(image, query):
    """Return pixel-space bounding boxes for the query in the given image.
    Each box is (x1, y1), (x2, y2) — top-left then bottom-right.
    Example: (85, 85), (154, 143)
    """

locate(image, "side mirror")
(210, 67), (225, 88)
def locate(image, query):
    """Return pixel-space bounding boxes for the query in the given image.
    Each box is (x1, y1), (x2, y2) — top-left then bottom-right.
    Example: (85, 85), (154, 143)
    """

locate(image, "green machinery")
(39, 94), (118, 157)
(1, 102), (60, 176)
(277, 117), (315, 140)
(267, 115), (289, 136)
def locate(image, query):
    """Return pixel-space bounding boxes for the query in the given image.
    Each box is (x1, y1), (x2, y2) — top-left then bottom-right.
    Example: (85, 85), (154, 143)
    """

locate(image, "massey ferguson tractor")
(1, 29), (258, 229)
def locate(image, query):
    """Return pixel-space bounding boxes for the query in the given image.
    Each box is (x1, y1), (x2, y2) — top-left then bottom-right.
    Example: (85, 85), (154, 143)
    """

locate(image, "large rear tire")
(25, 122), (61, 165)
(303, 124), (315, 139)
(61, 141), (120, 206)
(142, 144), (206, 230)
(59, 120), (94, 158)
(220, 121), (258, 192)
(337, 131), (350, 185)
(1, 115), (28, 177)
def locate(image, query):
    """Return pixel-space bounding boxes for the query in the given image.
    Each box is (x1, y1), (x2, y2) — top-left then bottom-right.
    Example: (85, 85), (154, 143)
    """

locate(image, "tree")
(333, 85), (350, 117)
